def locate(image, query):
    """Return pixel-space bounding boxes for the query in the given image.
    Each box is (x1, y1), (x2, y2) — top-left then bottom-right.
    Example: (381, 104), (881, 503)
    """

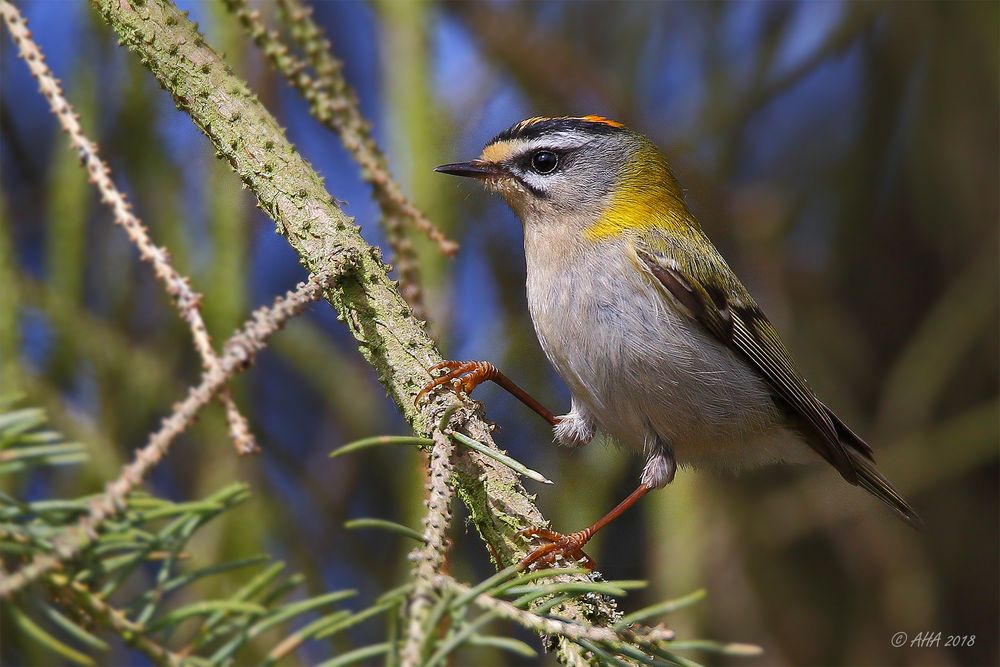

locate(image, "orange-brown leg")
(416, 360), (558, 426)
(518, 484), (651, 571)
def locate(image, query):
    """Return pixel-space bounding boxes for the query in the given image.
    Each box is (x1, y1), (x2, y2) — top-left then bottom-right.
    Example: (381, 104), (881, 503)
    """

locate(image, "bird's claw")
(518, 527), (595, 571)
(415, 360), (495, 405)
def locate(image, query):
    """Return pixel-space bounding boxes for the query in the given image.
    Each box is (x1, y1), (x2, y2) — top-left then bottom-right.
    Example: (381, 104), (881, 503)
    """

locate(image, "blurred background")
(2, 1), (997, 665)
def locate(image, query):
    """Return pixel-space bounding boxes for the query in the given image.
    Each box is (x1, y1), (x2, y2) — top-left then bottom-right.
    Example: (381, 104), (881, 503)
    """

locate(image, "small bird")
(422, 115), (921, 569)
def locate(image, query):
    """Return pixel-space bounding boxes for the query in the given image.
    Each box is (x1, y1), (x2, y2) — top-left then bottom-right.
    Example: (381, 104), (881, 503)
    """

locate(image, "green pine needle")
(343, 517), (426, 542)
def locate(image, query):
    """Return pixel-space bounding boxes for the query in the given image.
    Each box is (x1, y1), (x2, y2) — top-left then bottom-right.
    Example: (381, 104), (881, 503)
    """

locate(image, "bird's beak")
(434, 160), (504, 180)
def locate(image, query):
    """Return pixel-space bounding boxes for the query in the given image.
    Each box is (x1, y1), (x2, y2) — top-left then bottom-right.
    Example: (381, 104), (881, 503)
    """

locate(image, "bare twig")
(672, 2), (879, 160)
(0, 0), (258, 455)
(401, 428), (457, 666)
(223, 0), (458, 321)
(0, 271), (337, 597)
(276, 0), (457, 256)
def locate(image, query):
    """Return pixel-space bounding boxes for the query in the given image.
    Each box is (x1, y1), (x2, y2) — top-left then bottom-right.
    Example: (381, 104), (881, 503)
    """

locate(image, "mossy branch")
(87, 0), (621, 661)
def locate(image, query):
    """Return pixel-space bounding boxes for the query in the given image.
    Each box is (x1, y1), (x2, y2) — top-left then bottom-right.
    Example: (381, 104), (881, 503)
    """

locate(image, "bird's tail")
(825, 404), (923, 529)
(847, 448), (924, 530)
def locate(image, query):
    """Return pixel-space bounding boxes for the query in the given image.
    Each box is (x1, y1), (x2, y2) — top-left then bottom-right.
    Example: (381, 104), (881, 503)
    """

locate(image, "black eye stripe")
(503, 146), (578, 197)
(511, 146), (575, 174)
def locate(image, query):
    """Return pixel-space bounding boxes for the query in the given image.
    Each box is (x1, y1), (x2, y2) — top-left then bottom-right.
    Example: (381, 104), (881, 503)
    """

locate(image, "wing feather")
(635, 246), (859, 483)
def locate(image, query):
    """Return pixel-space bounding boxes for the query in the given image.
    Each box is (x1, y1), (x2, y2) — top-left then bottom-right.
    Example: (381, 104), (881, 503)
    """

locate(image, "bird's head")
(437, 115), (692, 242)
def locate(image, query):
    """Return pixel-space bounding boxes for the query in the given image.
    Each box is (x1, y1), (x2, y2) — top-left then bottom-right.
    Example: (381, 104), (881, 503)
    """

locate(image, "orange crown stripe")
(519, 115), (625, 129)
(578, 114), (625, 128)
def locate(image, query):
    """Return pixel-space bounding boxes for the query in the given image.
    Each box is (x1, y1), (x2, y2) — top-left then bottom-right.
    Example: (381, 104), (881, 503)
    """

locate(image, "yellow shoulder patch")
(584, 142), (690, 242)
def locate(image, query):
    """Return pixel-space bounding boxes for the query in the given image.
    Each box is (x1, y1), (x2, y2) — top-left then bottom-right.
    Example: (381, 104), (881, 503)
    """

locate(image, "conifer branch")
(85, 0), (625, 660)
(401, 429), (456, 666)
(0, 0), (258, 456)
(57, 577), (186, 667)
(0, 273), (335, 597)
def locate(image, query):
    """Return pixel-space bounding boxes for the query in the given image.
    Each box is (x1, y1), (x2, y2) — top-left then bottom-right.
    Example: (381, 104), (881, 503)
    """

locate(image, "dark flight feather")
(635, 244), (922, 528)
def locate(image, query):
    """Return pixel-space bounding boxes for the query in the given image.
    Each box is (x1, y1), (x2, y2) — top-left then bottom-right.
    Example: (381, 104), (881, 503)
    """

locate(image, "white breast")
(524, 233), (810, 470)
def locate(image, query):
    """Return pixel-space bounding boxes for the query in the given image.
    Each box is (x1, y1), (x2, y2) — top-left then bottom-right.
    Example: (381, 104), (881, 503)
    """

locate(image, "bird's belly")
(527, 256), (797, 469)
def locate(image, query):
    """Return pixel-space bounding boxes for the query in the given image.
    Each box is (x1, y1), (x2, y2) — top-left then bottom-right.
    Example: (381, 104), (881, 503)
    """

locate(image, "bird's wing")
(633, 238), (872, 483)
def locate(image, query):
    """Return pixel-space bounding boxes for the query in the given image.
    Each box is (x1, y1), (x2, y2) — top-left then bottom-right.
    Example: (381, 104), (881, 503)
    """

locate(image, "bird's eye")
(530, 151), (559, 174)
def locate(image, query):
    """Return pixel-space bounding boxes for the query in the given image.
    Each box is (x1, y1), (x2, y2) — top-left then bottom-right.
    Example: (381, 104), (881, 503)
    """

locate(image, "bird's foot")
(518, 527), (595, 571)
(415, 360), (498, 404)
